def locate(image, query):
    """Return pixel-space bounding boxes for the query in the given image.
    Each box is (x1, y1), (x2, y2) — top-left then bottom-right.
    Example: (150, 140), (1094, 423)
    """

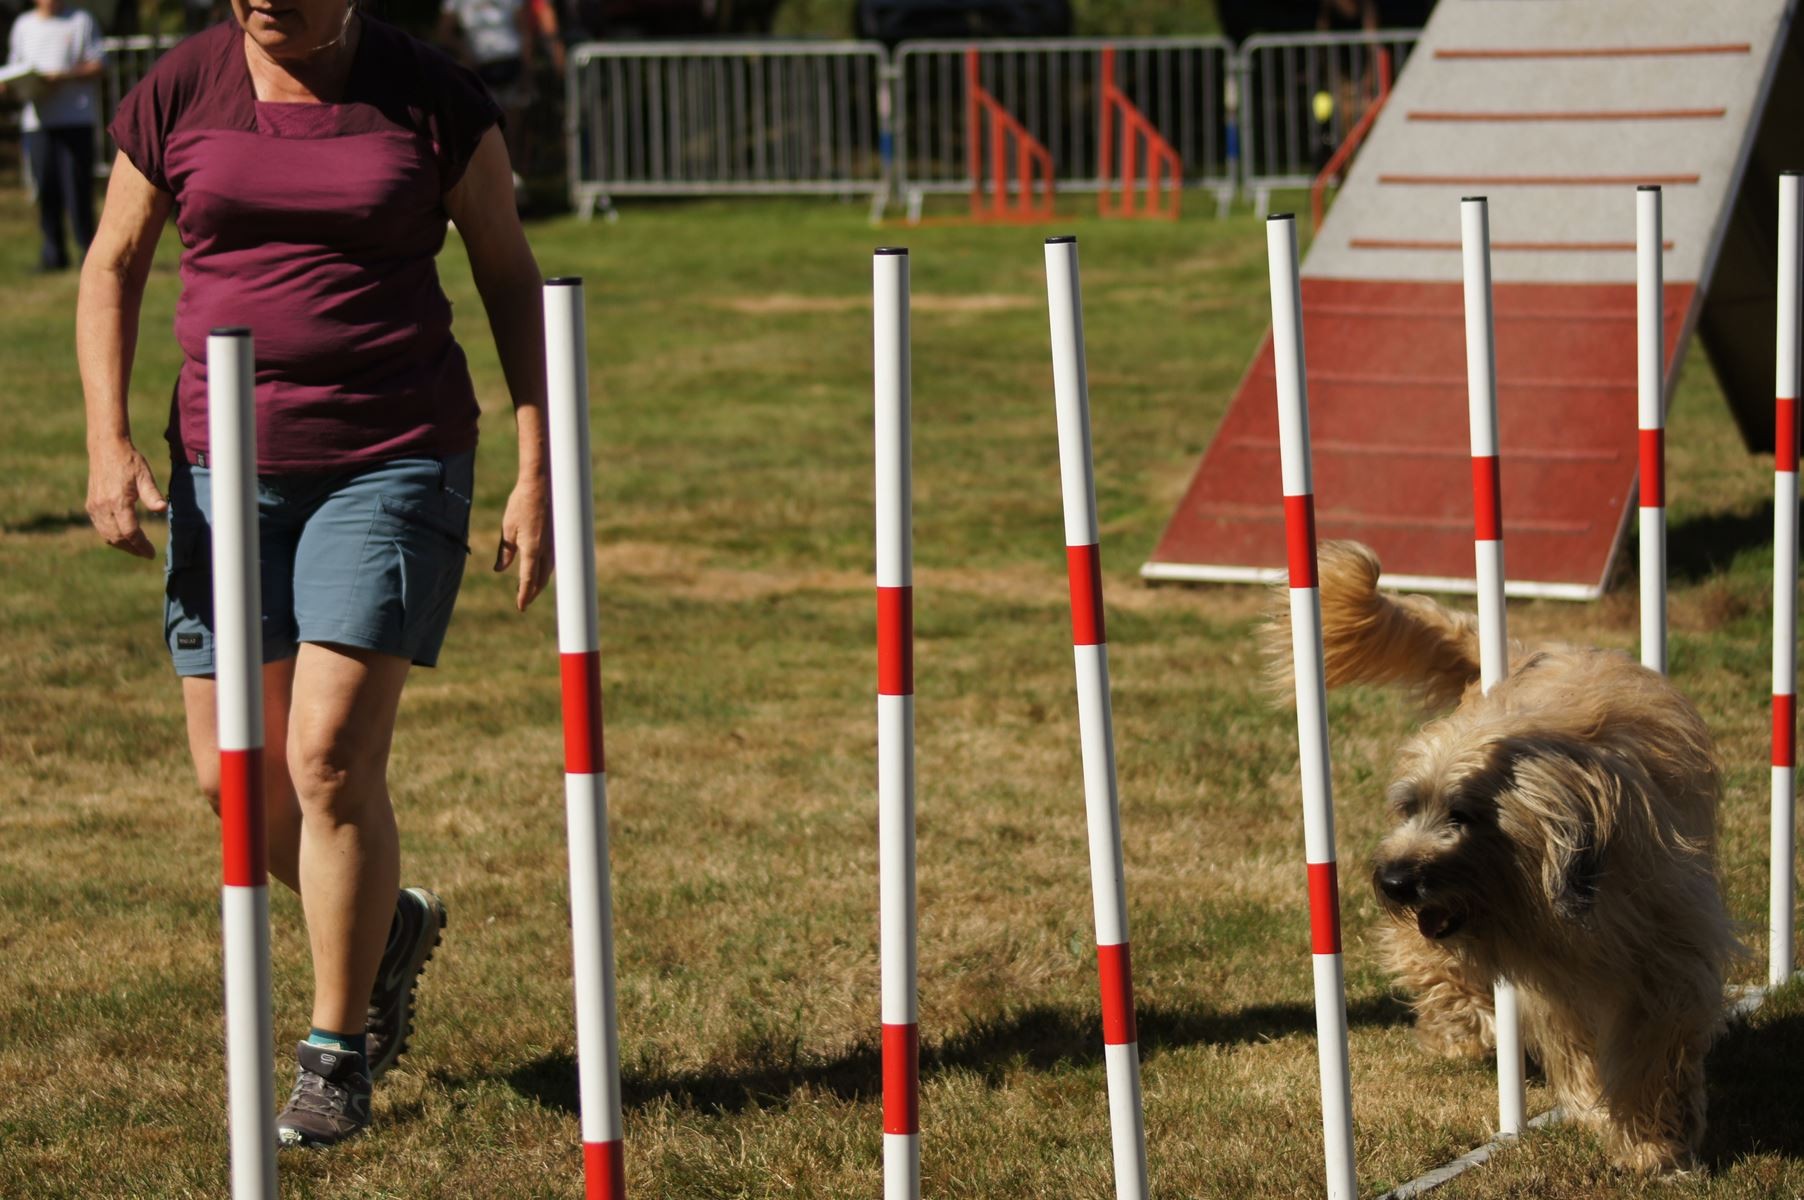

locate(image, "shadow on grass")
(1702, 1002), (1804, 1167)
(1666, 499), (1778, 584)
(3, 510), (92, 535)
(1, 508), (168, 535)
(501, 993), (1412, 1116)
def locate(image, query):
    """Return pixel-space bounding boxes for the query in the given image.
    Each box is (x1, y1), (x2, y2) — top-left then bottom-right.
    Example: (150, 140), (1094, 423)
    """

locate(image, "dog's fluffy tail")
(1263, 540), (1482, 710)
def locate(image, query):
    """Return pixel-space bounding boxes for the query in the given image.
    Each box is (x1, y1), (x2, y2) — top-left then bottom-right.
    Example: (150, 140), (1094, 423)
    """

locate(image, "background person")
(78, 0), (552, 1149)
(3, 0), (103, 271)
(438, 0), (533, 200)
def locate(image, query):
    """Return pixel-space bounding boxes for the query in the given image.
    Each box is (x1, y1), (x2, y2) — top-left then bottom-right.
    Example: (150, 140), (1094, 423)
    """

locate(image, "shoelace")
(287, 1067), (356, 1117)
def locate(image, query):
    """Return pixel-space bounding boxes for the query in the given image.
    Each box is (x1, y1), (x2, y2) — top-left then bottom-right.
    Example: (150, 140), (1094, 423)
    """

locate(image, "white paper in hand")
(0, 64), (47, 102)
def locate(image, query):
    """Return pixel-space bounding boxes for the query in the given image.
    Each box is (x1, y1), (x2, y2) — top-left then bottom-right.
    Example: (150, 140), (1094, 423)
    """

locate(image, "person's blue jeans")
(24, 124), (96, 270)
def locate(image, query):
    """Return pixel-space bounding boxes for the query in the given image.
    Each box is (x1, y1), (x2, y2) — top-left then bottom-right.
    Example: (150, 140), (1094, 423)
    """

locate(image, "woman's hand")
(495, 471), (550, 611)
(86, 438), (168, 558)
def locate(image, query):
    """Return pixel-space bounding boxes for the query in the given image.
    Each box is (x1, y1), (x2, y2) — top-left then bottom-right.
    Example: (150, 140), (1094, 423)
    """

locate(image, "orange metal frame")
(966, 47), (1057, 223)
(1310, 48), (1394, 231)
(1097, 47), (1182, 220)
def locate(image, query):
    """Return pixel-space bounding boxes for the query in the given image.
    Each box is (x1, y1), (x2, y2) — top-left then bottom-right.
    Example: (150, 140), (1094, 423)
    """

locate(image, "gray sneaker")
(276, 1042), (373, 1148)
(365, 887), (446, 1080)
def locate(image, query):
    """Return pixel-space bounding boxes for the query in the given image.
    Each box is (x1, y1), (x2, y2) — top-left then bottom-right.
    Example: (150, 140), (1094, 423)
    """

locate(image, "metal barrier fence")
(565, 32), (1420, 220)
(890, 37), (1237, 220)
(565, 40), (888, 220)
(1237, 30), (1421, 209)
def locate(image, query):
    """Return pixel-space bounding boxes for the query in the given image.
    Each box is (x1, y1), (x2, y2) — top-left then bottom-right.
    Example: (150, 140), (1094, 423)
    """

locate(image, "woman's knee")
(287, 730), (387, 820)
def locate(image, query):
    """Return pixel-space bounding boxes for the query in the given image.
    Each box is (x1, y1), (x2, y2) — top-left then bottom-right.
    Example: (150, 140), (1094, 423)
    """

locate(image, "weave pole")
(207, 327), (278, 1200)
(1773, 173), (1801, 987)
(873, 247), (920, 1200)
(1459, 197), (1527, 1137)
(1265, 214), (1359, 1200)
(1043, 235), (1150, 1200)
(545, 278), (627, 1200)
(1637, 185), (1666, 675)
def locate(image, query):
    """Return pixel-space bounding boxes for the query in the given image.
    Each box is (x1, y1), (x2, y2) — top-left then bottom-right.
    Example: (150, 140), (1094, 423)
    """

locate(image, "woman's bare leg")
(286, 641), (411, 1036)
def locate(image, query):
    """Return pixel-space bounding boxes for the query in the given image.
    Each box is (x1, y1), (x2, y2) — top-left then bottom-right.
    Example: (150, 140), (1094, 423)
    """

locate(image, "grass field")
(3, 187), (1802, 1199)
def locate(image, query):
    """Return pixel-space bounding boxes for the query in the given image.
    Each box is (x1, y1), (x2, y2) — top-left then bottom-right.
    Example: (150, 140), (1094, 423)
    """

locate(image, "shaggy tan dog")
(1270, 541), (1741, 1173)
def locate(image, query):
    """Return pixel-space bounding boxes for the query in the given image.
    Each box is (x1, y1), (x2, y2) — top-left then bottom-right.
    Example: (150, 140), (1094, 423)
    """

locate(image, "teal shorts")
(164, 451), (474, 677)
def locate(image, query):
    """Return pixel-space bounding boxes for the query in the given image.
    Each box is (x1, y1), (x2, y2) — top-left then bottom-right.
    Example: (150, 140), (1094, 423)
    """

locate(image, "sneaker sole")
(368, 888), (446, 1081)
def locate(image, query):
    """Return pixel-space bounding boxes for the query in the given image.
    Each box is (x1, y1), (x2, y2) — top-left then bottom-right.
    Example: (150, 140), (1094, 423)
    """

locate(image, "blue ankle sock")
(307, 1027), (367, 1059)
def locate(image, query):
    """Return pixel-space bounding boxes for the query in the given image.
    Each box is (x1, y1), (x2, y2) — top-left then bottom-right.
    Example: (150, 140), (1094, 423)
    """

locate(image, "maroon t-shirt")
(110, 19), (498, 471)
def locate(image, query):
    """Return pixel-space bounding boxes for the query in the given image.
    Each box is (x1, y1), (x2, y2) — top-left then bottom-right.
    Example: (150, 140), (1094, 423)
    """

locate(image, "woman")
(77, 0), (552, 1148)
(4, 0), (105, 271)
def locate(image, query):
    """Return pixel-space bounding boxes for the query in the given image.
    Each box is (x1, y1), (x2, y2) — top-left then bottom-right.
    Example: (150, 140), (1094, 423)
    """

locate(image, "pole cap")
(1045, 234), (1077, 244)
(1266, 212), (1295, 222)
(874, 247), (908, 256)
(1461, 195), (1487, 204)
(1637, 184), (1662, 192)
(210, 327), (251, 337)
(545, 277), (583, 287)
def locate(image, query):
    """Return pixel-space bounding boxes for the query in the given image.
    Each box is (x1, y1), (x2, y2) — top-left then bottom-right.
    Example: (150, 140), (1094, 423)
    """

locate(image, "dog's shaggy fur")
(1267, 541), (1741, 1173)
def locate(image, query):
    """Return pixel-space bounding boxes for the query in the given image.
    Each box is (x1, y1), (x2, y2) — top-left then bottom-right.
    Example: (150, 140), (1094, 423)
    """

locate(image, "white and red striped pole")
(207, 327), (278, 1200)
(1043, 235), (1150, 1200)
(1773, 173), (1801, 987)
(1637, 185), (1666, 675)
(1265, 215), (1358, 1200)
(545, 278), (627, 1200)
(1460, 197), (1527, 1137)
(873, 247), (920, 1200)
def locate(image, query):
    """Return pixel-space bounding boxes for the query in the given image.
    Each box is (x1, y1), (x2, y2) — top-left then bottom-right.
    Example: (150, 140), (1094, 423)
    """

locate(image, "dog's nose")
(1376, 865), (1419, 904)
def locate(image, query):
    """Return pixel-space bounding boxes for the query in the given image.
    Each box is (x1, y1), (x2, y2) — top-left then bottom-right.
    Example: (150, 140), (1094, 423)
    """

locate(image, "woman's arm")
(445, 125), (552, 613)
(79, 152), (173, 559)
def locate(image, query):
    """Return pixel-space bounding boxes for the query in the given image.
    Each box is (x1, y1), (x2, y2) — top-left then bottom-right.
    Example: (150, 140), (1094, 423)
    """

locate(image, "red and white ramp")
(1145, 0), (1799, 598)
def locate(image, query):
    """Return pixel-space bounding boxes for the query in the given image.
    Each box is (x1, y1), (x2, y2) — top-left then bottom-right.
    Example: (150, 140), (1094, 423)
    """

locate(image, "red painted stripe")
(877, 586), (914, 695)
(1096, 942), (1137, 1045)
(1283, 494), (1317, 588)
(219, 747), (266, 888)
(1307, 861), (1343, 955)
(882, 1022), (919, 1134)
(1436, 43), (1750, 60)
(583, 1139), (626, 1200)
(561, 651), (605, 775)
(1777, 694), (1797, 769)
(1471, 456), (1502, 541)
(1408, 107), (1726, 123)
(1779, 397), (1798, 473)
(1067, 544), (1107, 646)
(1352, 237), (1674, 253)
(1381, 173), (1698, 187)
(1639, 428), (1664, 508)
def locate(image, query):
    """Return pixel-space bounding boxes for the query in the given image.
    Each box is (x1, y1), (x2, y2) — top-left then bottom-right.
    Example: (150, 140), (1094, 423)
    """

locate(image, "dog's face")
(1370, 763), (1507, 944)
(1369, 729), (1602, 948)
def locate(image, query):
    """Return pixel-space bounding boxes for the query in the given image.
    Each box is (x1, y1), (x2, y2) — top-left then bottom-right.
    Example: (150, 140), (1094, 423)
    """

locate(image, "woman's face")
(231, 0), (352, 60)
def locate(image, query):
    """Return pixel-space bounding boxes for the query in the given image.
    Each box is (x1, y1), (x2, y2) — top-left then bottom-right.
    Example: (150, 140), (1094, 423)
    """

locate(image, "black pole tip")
(1266, 212), (1294, 222)
(1045, 234), (1077, 244)
(874, 247), (908, 256)
(545, 276), (583, 287)
(1637, 184), (1662, 192)
(1784, 170), (1802, 178)
(210, 326), (251, 337)
(1461, 195), (1487, 204)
